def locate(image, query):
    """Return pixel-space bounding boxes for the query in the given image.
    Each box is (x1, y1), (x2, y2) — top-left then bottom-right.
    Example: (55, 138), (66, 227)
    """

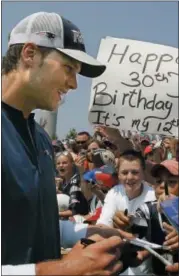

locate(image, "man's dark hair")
(2, 44), (53, 75)
(77, 131), (91, 138)
(119, 149), (146, 170)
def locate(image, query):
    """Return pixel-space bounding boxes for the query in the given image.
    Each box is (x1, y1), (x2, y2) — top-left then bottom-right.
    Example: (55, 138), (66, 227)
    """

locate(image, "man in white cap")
(2, 12), (127, 275)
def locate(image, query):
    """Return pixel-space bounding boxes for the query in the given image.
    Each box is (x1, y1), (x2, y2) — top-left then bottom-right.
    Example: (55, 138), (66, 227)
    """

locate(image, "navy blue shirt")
(2, 102), (61, 265)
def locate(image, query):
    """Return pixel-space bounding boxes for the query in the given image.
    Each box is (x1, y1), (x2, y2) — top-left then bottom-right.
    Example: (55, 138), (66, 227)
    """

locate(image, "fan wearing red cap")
(151, 159), (179, 199)
(134, 159), (179, 276)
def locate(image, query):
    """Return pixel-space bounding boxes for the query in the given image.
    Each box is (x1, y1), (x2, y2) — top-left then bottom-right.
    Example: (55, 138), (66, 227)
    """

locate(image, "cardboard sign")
(88, 37), (178, 137)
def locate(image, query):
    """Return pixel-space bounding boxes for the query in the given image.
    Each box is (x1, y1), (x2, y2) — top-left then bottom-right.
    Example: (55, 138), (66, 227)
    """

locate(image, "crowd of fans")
(2, 9), (178, 276)
(52, 126), (179, 275)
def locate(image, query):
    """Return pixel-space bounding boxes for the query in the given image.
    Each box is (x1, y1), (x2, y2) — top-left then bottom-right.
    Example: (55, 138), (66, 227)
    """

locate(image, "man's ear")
(21, 43), (38, 67)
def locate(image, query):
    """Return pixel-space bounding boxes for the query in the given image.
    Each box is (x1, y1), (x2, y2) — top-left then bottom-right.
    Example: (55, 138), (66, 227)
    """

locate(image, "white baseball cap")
(8, 12), (106, 78)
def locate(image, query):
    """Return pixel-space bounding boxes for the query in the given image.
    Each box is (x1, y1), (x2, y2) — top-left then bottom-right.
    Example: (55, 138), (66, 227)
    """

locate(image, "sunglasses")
(76, 140), (87, 145)
(87, 148), (97, 153)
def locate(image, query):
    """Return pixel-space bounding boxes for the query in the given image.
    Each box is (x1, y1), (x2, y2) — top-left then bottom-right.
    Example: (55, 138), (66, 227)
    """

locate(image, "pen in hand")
(164, 181), (169, 196)
(81, 238), (96, 247)
(124, 209), (128, 216)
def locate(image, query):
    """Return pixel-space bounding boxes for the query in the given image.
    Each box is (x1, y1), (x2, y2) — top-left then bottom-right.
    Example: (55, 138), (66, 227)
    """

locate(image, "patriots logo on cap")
(36, 31), (56, 39)
(71, 30), (84, 44)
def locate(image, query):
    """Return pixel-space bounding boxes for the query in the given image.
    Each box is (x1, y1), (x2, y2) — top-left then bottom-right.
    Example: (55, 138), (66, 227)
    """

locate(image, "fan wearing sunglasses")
(75, 138), (105, 175)
(75, 131), (91, 151)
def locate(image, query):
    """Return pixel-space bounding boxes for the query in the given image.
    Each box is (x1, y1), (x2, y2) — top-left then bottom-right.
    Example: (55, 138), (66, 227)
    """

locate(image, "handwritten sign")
(88, 37), (178, 137)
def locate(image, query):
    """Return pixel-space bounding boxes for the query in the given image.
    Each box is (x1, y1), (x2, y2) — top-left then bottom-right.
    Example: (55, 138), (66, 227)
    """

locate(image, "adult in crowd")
(56, 151), (89, 218)
(97, 150), (156, 275)
(170, 138), (179, 161)
(75, 138), (105, 174)
(86, 138), (105, 170)
(160, 136), (174, 161)
(75, 131), (91, 151)
(72, 131), (92, 172)
(2, 11), (126, 275)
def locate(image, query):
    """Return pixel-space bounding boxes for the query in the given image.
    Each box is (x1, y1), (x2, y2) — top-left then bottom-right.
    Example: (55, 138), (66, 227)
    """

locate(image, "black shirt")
(138, 201), (178, 275)
(2, 102), (61, 264)
(61, 171), (89, 216)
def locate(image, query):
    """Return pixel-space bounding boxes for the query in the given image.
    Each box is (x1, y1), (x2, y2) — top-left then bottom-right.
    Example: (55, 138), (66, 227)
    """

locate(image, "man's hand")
(163, 222), (179, 251)
(87, 224), (137, 241)
(55, 177), (63, 192)
(122, 249), (147, 268)
(165, 263), (179, 273)
(94, 126), (121, 143)
(75, 155), (86, 174)
(94, 126), (133, 153)
(59, 210), (73, 218)
(113, 211), (132, 230)
(35, 235), (123, 275)
(136, 250), (150, 261)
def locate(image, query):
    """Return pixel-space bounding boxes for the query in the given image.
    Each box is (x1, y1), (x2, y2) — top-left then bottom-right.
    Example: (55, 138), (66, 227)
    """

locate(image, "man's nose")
(68, 75), (77, 90)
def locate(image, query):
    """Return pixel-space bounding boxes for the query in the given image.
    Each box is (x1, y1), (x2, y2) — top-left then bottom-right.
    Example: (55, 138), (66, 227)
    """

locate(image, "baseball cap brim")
(151, 160), (179, 177)
(144, 145), (153, 155)
(83, 169), (97, 183)
(83, 165), (117, 188)
(8, 12), (106, 78)
(57, 48), (106, 78)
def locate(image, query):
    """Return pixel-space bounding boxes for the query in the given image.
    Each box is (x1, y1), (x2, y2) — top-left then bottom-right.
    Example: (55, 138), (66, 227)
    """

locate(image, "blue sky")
(2, 1), (178, 139)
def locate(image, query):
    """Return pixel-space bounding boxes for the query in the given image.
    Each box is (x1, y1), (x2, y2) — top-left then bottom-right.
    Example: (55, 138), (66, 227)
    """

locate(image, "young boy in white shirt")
(97, 150), (156, 275)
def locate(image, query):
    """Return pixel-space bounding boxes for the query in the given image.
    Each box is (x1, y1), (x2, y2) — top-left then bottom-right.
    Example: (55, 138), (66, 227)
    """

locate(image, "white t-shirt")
(97, 182), (156, 275)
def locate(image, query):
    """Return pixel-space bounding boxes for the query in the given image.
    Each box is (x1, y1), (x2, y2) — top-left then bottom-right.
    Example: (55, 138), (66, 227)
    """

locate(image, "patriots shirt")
(61, 172), (89, 216)
(137, 201), (178, 275)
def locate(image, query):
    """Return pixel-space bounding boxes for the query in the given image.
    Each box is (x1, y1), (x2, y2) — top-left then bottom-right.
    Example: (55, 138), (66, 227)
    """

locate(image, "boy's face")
(118, 158), (144, 196)
(153, 168), (179, 199)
